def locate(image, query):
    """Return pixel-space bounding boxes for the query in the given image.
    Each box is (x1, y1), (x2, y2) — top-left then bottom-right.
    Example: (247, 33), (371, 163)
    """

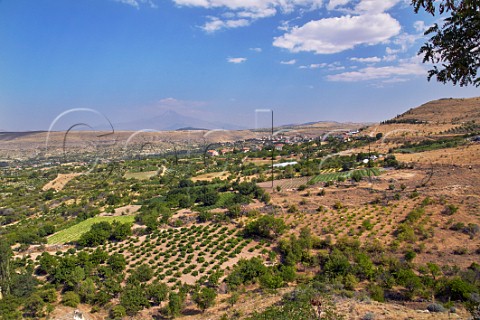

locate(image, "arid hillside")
(394, 97), (480, 124)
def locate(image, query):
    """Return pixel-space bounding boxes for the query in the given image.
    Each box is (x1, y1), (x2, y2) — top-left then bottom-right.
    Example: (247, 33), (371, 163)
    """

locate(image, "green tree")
(62, 291), (80, 308)
(226, 258), (268, 288)
(412, 0), (480, 86)
(78, 222), (112, 247)
(107, 253), (127, 273)
(244, 215), (286, 239)
(128, 264), (153, 283)
(0, 296), (22, 320)
(39, 288), (57, 304)
(259, 272), (284, 289)
(0, 241), (12, 296)
(202, 189), (219, 206)
(120, 285), (150, 316)
(110, 305), (127, 320)
(192, 287), (217, 312)
(10, 273), (38, 298)
(78, 278), (96, 304)
(110, 221), (132, 241)
(167, 291), (183, 317)
(23, 293), (45, 318)
(146, 282), (169, 305)
(227, 204), (242, 219)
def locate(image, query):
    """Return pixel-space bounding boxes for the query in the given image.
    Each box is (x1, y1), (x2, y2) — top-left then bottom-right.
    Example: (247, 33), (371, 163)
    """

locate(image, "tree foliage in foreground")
(412, 0), (480, 86)
(244, 215), (286, 239)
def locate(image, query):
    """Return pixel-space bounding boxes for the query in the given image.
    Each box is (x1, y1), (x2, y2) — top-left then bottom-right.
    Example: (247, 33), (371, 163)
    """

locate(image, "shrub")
(62, 291), (80, 308)
(368, 284), (384, 302)
(404, 250), (416, 262)
(333, 201), (343, 210)
(120, 285), (150, 315)
(259, 273), (284, 289)
(351, 171), (363, 182)
(450, 222), (465, 231)
(244, 215), (286, 239)
(463, 223), (480, 239)
(287, 205), (298, 213)
(427, 303), (445, 312)
(442, 204), (459, 215)
(110, 305), (127, 320)
(362, 312), (375, 320)
(453, 247), (468, 255)
(192, 287), (217, 312)
(225, 258), (268, 288)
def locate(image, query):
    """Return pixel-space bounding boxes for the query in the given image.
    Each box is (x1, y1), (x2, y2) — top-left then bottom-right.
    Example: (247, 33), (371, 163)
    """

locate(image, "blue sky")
(0, 0), (478, 131)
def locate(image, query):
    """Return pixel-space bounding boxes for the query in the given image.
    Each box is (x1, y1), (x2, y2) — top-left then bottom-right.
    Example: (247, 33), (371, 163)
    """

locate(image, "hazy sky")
(0, 0), (478, 131)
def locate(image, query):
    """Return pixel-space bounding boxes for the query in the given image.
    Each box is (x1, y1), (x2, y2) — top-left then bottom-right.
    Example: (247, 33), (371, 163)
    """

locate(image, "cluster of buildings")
(205, 134), (312, 157)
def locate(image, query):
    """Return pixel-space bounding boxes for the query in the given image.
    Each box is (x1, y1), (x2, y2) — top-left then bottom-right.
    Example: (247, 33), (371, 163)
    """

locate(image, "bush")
(226, 258), (268, 288)
(259, 273), (284, 289)
(110, 305), (127, 319)
(368, 284), (384, 302)
(287, 205), (298, 213)
(442, 204), (459, 215)
(362, 312), (375, 320)
(351, 171), (363, 182)
(244, 215), (286, 239)
(404, 250), (416, 262)
(192, 287), (217, 312)
(120, 285), (150, 315)
(62, 291), (80, 308)
(427, 303), (445, 312)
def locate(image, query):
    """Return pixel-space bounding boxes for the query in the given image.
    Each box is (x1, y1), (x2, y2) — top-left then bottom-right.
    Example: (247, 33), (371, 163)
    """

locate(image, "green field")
(309, 168), (381, 184)
(124, 170), (158, 180)
(47, 215), (136, 244)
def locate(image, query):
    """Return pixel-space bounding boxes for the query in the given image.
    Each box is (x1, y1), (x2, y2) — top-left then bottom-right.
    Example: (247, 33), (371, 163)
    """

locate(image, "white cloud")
(299, 63), (327, 69)
(327, 61), (425, 82)
(327, 0), (350, 10)
(236, 7), (277, 19)
(392, 32), (421, 53)
(202, 17), (250, 32)
(114, 0), (157, 8)
(382, 54), (397, 62)
(280, 59), (297, 65)
(355, 0), (400, 13)
(250, 47), (263, 52)
(173, 0), (325, 32)
(173, 0), (324, 11)
(273, 13), (401, 54)
(227, 57), (247, 63)
(350, 56), (381, 63)
(329, 65), (345, 71)
(413, 20), (426, 32)
(385, 46), (399, 55)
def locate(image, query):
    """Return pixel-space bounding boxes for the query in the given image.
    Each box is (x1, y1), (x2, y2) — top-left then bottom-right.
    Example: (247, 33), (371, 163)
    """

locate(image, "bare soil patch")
(42, 173), (81, 191)
(192, 171), (229, 182)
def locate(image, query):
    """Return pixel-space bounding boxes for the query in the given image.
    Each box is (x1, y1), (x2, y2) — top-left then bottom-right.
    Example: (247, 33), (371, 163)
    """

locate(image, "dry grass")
(42, 173), (81, 191)
(191, 171), (229, 182)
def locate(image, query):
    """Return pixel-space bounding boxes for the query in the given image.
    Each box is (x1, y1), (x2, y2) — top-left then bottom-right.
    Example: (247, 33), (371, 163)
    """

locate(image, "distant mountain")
(176, 127), (208, 131)
(0, 131), (47, 141)
(113, 110), (245, 131)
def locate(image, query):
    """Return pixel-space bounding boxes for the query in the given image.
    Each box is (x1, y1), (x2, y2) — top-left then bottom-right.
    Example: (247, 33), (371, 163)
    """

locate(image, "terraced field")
(309, 167), (381, 184)
(47, 215), (136, 244)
